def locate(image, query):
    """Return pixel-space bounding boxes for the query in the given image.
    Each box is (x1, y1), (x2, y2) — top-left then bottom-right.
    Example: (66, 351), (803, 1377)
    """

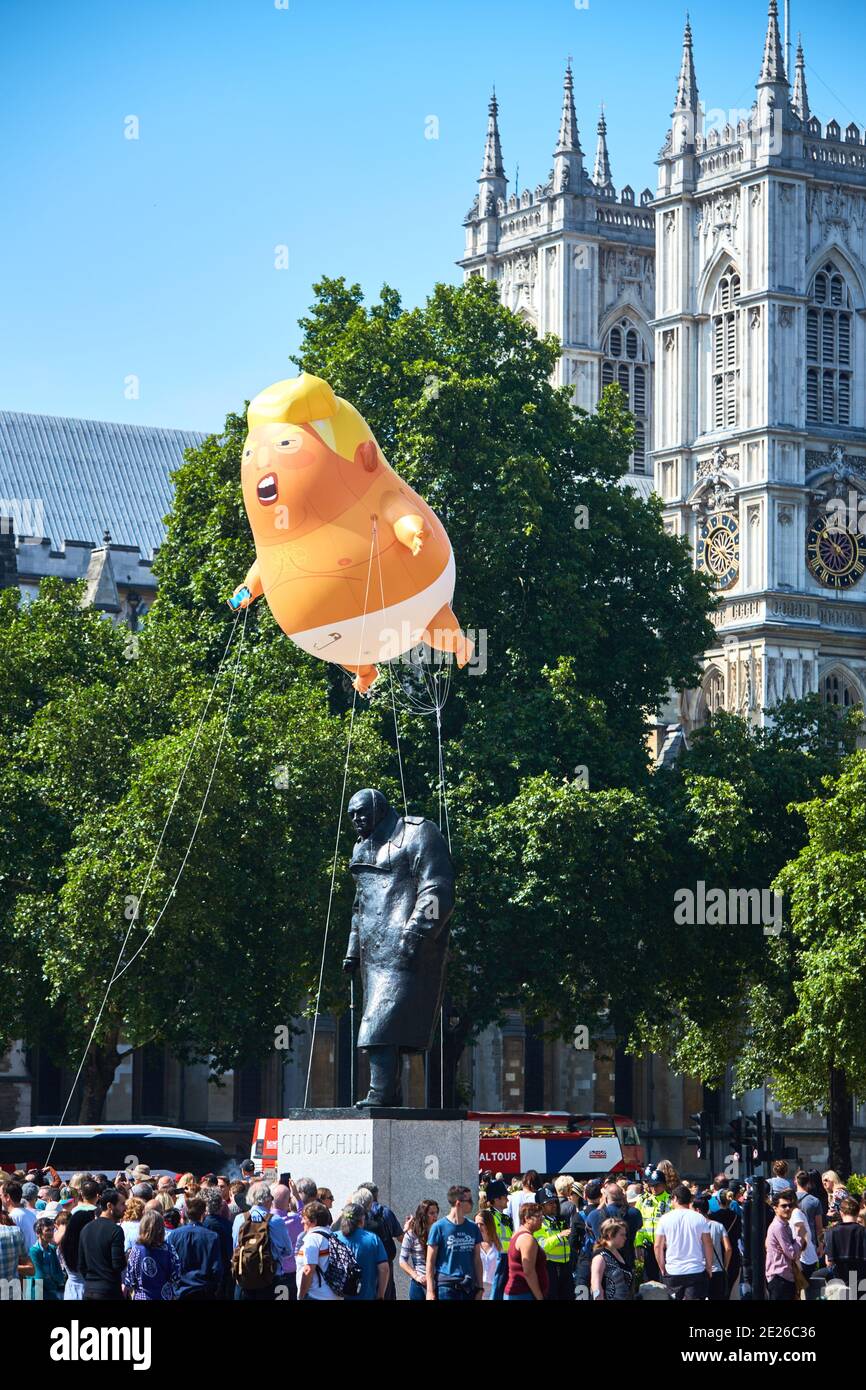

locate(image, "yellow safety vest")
(491, 1207), (512, 1252)
(635, 1192), (670, 1247)
(535, 1216), (571, 1264)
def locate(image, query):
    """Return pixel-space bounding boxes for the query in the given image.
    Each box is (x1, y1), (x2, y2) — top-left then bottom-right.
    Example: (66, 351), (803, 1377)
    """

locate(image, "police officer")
(534, 1182), (573, 1301)
(484, 1180), (512, 1300)
(634, 1168), (671, 1284)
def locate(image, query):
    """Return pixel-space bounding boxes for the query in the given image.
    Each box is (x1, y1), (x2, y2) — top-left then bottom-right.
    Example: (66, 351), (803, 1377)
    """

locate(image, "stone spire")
(555, 61), (582, 156)
(475, 89), (507, 223)
(674, 13), (699, 114)
(553, 60), (585, 195)
(670, 15), (700, 163)
(480, 89), (505, 179)
(758, 0), (787, 85)
(791, 35), (810, 122)
(593, 105), (613, 193)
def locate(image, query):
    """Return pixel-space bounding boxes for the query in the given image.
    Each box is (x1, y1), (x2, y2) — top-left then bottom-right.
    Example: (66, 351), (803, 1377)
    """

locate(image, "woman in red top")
(504, 1202), (548, 1301)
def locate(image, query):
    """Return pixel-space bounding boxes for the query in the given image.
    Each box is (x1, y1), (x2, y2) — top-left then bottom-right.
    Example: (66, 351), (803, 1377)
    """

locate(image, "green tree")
(448, 774), (667, 1064)
(2, 274), (716, 1115)
(291, 275), (716, 1093)
(634, 698), (860, 1157)
(0, 576), (391, 1121)
(743, 750), (866, 1173)
(293, 275), (714, 804)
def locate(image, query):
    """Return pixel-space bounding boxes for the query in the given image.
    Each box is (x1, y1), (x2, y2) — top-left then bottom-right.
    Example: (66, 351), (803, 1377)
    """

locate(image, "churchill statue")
(342, 788), (455, 1108)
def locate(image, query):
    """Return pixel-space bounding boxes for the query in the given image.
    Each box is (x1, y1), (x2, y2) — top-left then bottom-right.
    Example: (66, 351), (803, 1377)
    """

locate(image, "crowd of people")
(473, 1159), (866, 1302)
(1, 1154), (864, 1302)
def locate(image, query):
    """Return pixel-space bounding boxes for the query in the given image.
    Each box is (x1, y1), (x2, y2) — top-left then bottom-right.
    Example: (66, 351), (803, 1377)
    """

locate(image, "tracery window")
(806, 264), (853, 426)
(703, 667), (725, 715)
(822, 671), (859, 708)
(600, 319), (651, 473)
(712, 271), (740, 430)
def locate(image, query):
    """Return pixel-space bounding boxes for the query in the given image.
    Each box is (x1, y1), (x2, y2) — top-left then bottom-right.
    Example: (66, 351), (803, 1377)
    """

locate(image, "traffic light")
(744, 1112), (760, 1164)
(689, 1110), (709, 1159)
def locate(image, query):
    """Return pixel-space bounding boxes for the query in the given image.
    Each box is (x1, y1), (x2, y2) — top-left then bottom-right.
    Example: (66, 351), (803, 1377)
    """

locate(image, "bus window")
(616, 1123), (641, 1148)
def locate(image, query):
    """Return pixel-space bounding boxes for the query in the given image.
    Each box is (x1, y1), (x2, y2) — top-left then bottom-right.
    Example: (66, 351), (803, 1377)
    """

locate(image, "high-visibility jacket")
(535, 1215), (571, 1264)
(635, 1192), (670, 1248)
(491, 1207), (513, 1252)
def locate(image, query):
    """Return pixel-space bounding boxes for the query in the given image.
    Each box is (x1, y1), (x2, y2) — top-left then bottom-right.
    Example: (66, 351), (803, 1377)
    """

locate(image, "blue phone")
(228, 586), (251, 610)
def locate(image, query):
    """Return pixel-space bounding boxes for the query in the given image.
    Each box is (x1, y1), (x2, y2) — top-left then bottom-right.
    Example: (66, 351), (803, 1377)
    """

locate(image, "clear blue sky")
(3, 0), (864, 431)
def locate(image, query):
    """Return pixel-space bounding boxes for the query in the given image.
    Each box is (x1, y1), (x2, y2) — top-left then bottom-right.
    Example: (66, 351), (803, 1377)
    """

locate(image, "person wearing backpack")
(297, 1200), (344, 1301)
(357, 1181), (403, 1300)
(335, 1201), (389, 1300)
(231, 1182), (293, 1301)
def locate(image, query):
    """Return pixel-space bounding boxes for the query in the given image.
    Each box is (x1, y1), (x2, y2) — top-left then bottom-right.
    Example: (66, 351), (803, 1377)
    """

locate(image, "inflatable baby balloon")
(228, 373), (473, 693)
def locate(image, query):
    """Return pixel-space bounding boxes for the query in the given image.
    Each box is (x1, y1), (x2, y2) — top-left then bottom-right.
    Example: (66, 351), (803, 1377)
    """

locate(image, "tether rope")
(374, 536), (408, 819)
(45, 607), (246, 1164)
(110, 604), (248, 987)
(406, 642), (454, 1108)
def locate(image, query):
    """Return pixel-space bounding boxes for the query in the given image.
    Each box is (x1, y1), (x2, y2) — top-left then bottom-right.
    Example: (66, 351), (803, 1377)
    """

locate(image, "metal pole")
(784, 0), (791, 82)
(349, 976), (356, 1106)
(440, 1006), (445, 1110)
(750, 1176), (769, 1300)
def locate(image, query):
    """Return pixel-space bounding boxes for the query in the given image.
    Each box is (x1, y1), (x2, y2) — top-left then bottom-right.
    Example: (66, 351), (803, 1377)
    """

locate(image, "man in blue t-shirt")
(335, 1203), (389, 1300)
(357, 1182), (403, 1300)
(426, 1185), (483, 1301)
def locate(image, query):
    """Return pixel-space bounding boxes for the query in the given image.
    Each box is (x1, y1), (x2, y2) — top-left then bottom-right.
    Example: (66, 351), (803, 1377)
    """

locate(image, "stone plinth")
(276, 1109), (480, 1295)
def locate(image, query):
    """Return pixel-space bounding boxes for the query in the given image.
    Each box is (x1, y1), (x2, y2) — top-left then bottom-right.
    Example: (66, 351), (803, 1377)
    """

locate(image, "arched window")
(703, 667), (725, 716)
(600, 318), (651, 473)
(712, 271), (740, 429)
(822, 670), (860, 708)
(807, 263), (853, 426)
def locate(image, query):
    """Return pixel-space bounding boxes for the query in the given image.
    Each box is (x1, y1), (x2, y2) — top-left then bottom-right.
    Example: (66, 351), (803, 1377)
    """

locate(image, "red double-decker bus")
(472, 1112), (645, 1180)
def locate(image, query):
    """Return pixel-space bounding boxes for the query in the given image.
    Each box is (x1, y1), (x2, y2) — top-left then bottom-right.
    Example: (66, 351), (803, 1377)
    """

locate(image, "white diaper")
(290, 548), (455, 666)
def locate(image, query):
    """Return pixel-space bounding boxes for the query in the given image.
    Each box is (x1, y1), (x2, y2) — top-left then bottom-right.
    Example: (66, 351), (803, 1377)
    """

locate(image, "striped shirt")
(399, 1230), (427, 1278)
(0, 1223), (24, 1282)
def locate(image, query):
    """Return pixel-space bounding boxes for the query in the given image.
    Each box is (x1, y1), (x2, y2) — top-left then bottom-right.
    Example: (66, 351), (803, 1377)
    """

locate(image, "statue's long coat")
(346, 814), (454, 1051)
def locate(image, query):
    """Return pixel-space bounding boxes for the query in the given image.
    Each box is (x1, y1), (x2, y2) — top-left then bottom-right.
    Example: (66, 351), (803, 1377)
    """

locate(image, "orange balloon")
(229, 373), (473, 693)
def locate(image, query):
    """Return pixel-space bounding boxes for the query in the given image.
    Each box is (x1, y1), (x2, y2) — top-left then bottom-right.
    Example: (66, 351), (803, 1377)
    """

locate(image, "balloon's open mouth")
(257, 474), (278, 506)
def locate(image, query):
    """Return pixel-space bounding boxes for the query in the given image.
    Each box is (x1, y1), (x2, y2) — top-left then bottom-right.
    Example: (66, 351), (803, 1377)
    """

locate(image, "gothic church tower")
(459, 70), (657, 478)
(655, 5), (866, 733)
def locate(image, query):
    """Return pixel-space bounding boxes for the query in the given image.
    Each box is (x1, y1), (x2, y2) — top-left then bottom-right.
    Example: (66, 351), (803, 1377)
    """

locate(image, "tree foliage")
(291, 275), (715, 1070)
(1, 274), (718, 1113)
(634, 698), (861, 1095)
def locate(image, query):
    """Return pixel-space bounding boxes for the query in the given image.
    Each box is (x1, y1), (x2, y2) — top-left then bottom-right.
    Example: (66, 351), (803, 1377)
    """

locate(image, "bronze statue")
(342, 789), (454, 1107)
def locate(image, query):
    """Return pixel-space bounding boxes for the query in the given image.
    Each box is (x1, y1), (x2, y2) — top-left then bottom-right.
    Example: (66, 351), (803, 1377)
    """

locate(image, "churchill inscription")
(278, 1125), (372, 1160)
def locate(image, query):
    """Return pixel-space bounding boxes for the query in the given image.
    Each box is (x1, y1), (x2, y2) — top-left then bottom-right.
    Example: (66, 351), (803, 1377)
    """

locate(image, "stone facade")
(655, 9), (866, 738)
(454, 5), (866, 1172)
(458, 73), (655, 479)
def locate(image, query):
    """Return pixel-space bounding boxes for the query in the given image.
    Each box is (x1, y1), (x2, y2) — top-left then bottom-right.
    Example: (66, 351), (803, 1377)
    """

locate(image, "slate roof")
(0, 412), (207, 556)
(621, 472), (654, 503)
